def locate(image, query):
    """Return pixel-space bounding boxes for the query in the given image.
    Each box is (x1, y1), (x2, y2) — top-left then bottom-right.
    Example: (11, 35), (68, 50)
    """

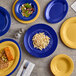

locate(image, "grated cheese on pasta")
(32, 33), (50, 50)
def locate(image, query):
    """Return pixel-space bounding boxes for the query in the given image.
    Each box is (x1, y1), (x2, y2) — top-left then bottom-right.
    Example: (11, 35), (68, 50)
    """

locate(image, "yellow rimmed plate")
(12, 0), (40, 23)
(60, 17), (76, 49)
(0, 39), (21, 76)
(50, 54), (74, 76)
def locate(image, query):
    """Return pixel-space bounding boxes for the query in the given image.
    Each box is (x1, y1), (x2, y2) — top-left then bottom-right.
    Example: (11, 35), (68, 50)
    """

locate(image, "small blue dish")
(15, 0), (38, 21)
(24, 24), (58, 58)
(0, 38), (21, 76)
(45, 0), (68, 23)
(0, 6), (11, 36)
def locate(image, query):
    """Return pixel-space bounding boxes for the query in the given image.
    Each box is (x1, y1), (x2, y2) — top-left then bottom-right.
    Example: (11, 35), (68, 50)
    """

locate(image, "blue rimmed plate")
(0, 39), (21, 76)
(45, 0), (68, 23)
(24, 24), (58, 58)
(15, 0), (38, 21)
(0, 6), (11, 36)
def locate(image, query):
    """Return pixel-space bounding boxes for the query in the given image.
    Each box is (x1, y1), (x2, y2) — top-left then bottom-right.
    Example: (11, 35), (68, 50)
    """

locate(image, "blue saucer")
(0, 6), (11, 36)
(24, 24), (58, 58)
(45, 0), (68, 23)
(15, 0), (38, 21)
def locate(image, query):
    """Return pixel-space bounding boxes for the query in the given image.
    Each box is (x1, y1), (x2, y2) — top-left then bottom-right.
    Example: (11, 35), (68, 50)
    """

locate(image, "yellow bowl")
(0, 41), (20, 76)
(60, 17), (76, 49)
(50, 54), (74, 76)
(12, 0), (40, 23)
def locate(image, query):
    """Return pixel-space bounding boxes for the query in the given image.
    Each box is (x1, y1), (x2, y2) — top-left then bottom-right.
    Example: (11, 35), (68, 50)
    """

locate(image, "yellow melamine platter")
(0, 41), (20, 76)
(60, 17), (76, 49)
(50, 54), (74, 76)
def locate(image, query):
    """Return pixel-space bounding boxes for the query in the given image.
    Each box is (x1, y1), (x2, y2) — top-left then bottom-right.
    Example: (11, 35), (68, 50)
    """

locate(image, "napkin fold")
(71, 1), (76, 12)
(16, 59), (35, 76)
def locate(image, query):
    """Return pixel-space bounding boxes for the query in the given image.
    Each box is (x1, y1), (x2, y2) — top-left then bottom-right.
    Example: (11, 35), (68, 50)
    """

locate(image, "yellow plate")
(12, 0), (40, 24)
(60, 17), (76, 49)
(50, 54), (74, 76)
(0, 41), (20, 76)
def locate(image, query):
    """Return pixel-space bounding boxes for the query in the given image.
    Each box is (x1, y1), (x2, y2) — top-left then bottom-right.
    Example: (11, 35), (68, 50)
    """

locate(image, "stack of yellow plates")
(50, 54), (74, 76)
(60, 17), (76, 48)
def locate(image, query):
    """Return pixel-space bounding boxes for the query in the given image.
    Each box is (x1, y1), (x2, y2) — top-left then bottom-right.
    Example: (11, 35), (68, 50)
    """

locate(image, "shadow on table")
(48, 55), (55, 76)
(19, 30), (36, 59)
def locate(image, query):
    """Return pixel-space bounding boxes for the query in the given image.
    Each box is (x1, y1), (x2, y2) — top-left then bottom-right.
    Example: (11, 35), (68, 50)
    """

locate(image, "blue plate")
(0, 39), (21, 76)
(45, 0), (68, 23)
(24, 24), (58, 58)
(0, 6), (11, 36)
(15, 0), (38, 21)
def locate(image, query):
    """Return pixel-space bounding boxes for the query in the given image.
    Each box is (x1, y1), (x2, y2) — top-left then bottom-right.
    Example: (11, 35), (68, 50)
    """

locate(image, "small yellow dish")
(60, 17), (76, 49)
(50, 54), (74, 76)
(12, 0), (40, 24)
(0, 41), (20, 76)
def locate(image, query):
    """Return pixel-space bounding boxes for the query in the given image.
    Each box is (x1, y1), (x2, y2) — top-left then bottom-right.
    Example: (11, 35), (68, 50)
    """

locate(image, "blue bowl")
(45, 0), (68, 23)
(0, 6), (11, 36)
(15, 0), (38, 21)
(0, 39), (22, 76)
(24, 24), (58, 58)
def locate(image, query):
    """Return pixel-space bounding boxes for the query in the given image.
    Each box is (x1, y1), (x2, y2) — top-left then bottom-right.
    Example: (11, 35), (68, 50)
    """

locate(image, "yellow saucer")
(50, 54), (74, 76)
(12, 0), (40, 23)
(60, 17), (76, 49)
(0, 41), (20, 76)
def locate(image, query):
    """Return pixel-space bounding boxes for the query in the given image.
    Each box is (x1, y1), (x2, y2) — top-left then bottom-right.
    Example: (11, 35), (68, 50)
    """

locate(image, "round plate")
(0, 7), (11, 36)
(0, 39), (21, 76)
(24, 24), (58, 58)
(60, 17), (76, 49)
(15, 0), (38, 21)
(45, 0), (68, 23)
(51, 54), (74, 76)
(12, 0), (40, 23)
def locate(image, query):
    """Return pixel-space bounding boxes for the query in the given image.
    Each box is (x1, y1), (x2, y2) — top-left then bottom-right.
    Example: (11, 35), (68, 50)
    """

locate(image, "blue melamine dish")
(24, 24), (58, 58)
(0, 6), (11, 36)
(15, 0), (38, 21)
(45, 0), (68, 23)
(0, 39), (22, 76)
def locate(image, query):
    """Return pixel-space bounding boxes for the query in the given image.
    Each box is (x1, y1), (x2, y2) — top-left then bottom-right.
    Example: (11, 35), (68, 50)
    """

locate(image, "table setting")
(0, 0), (76, 76)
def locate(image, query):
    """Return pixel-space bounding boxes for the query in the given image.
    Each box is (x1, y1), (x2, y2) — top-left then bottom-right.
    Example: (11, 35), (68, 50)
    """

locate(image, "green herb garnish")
(21, 3), (34, 17)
